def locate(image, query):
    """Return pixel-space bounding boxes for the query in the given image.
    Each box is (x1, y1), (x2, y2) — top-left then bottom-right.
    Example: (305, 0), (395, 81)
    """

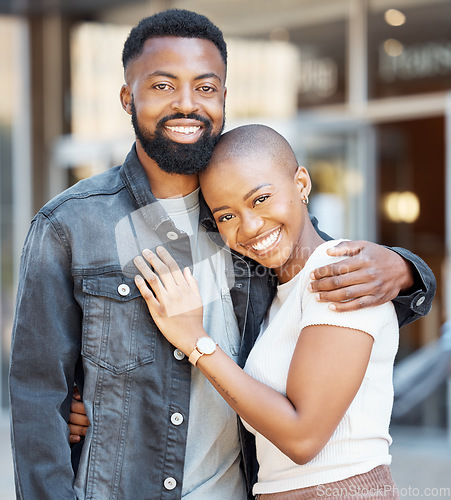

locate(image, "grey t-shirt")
(157, 189), (246, 500)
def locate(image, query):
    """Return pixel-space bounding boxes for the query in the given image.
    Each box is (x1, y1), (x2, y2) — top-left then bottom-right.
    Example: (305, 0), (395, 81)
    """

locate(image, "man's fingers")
(312, 283), (372, 304)
(328, 296), (377, 312)
(326, 240), (364, 257)
(70, 399), (86, 413)
(310, 260), (362, 284)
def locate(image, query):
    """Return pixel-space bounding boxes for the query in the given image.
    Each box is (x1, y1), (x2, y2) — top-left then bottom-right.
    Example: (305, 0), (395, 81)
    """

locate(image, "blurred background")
(1, 0), (451, 497)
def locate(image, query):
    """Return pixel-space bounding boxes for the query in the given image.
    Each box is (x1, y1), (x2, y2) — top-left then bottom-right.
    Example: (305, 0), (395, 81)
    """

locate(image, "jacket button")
(171, 412), (184, 426)
(173, 349), (185, 360)
(164, 477), (177, 490)
(117, 284), (130, 296)
(167, 231), (178, 240)
(416, 296), (425, 307)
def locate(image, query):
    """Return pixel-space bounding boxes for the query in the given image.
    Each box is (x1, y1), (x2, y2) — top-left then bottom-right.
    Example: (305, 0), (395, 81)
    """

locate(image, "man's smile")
(165, 125), (201, 135)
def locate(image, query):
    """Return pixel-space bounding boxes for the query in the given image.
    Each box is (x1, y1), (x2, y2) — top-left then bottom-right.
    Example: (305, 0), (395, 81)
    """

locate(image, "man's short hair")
(122, 9), (227, 72)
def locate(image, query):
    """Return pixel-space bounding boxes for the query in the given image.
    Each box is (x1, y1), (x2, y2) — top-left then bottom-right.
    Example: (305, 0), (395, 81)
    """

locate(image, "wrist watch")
(188, 337), (217, 366)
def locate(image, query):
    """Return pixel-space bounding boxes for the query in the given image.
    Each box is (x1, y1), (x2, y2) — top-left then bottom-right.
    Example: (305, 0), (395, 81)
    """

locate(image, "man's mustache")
(157, 113), (212, 128)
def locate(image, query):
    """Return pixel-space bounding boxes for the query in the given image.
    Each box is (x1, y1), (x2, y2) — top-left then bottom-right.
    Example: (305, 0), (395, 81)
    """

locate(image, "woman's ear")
(294, 166), (312, 200)
(120, 85), (132, 115)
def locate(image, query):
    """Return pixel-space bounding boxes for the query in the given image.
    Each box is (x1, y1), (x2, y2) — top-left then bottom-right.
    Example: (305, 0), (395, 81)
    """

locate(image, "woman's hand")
(134, 246), (206, 355)
(309, 240), (414, 311)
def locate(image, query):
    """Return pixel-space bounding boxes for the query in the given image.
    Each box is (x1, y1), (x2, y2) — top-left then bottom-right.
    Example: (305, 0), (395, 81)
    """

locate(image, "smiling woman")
(200, 125), (321, 284)
(133, 124), (401, 499)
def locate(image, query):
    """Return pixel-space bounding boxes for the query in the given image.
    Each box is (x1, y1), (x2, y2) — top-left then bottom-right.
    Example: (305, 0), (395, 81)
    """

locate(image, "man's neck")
(136, 142), (200, 199)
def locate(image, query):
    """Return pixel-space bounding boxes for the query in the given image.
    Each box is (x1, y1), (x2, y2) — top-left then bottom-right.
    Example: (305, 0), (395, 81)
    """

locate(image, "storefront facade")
(1, 0), (450, 428)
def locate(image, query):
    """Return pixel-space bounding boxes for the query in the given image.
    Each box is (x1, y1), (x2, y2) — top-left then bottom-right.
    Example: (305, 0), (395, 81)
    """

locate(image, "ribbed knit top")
(242, 240), (399, 495)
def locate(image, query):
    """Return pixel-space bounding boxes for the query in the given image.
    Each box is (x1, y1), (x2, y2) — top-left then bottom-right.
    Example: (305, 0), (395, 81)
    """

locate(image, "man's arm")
(309, 240), (436, 328)
(9, 214), (81, 499)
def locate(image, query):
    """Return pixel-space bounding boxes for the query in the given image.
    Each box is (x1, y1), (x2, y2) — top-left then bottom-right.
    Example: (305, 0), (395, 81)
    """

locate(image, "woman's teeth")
(251, 228), (281, 251)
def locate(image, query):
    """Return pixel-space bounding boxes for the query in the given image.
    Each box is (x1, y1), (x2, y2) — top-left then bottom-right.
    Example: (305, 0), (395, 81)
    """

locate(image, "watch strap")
(188, 347), (203, 367)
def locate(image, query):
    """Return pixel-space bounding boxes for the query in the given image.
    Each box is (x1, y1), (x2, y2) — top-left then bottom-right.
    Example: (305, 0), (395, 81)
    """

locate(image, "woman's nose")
(240, 211), (264, 238)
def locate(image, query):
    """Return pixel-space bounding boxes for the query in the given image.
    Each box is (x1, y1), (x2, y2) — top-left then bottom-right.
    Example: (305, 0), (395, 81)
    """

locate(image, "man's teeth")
(251, 228), (281, 251)
(166, 126), (200, 135)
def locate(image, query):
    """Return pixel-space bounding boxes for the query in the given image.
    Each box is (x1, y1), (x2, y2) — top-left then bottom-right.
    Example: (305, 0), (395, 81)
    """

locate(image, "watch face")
(197, 337), (217, 355)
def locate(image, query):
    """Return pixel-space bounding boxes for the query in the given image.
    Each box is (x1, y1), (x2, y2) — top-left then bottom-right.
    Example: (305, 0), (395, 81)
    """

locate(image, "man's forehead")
(127, 36), (225, 80)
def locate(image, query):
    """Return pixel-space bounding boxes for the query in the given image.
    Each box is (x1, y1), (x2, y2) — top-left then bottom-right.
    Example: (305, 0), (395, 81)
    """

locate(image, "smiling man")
(9, 9), (435, 500)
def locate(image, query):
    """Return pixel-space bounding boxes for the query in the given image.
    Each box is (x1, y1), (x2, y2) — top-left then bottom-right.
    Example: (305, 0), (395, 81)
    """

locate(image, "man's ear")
(294, 166), (312, 199)
(120, 84), (132, 115)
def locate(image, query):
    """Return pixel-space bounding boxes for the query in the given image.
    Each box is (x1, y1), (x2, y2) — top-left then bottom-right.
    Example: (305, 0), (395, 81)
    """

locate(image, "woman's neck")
(275, 225), (325, 284)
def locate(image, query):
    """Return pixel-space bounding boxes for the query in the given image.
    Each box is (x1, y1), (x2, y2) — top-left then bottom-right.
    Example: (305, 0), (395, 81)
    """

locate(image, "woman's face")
(200, 155), (312, 280)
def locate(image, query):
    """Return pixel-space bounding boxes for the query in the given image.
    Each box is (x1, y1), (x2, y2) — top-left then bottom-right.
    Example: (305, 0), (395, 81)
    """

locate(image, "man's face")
(122, 37), (227, 175)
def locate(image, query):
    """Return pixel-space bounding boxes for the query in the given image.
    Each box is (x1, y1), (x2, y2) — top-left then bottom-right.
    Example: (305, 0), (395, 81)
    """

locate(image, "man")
(9, 9), (435, 500)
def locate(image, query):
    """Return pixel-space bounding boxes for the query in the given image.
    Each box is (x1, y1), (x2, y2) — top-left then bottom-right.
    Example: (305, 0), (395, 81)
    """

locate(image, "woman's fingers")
(134, 255), (165, 300)
(155, 246), (186, 286)
(135, 247), (187, 289)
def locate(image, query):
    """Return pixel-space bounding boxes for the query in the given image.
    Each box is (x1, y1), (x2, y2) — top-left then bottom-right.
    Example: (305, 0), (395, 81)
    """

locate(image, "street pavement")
(1, 415), (450, 499)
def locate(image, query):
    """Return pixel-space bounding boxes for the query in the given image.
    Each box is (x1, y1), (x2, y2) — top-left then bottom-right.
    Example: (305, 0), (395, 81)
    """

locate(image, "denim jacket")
(9, 145), (435, 500)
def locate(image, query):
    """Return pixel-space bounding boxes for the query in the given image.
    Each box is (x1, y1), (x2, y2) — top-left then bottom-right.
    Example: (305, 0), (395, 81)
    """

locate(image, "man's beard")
(131, 99), (224, 175)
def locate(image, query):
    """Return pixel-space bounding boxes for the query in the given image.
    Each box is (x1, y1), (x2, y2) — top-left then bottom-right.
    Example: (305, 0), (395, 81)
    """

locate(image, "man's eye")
(218, 214), (235, 223)
(153, 83), (171, 90)
(199, 85), (215, 93)
(254, 195), (269, 206)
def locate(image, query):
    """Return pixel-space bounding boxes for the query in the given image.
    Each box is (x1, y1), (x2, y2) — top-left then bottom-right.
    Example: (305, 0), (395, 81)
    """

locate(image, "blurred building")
(0, 0), (450, 431)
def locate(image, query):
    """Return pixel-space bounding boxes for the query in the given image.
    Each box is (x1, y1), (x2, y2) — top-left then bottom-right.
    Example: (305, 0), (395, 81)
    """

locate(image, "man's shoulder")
(40, 165), (125, 217)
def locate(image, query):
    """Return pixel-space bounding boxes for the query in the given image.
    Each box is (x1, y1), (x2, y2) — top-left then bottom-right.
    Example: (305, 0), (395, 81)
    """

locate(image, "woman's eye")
(254, 195), (269, 206)
(218, 214), (235, 223)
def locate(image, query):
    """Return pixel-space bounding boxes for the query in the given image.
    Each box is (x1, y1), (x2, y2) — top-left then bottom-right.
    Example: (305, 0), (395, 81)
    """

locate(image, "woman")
(134, 124), (399, 499)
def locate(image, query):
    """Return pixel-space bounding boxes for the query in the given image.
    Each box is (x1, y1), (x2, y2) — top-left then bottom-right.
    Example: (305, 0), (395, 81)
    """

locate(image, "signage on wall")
(298, 56), (338, 99)
(379, 40), (451, 82)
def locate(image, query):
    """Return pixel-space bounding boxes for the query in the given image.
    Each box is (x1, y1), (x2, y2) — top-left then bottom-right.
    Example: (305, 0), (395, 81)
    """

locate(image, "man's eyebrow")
(243, 184), (272, 201)
(144, 71), (178, 80)
(194, 73), (222, 82)
(144, 72), (222, 82)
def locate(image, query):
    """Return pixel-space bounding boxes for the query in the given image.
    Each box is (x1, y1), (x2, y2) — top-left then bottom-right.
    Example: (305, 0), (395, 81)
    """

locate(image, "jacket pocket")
(81, 272), (156, 373)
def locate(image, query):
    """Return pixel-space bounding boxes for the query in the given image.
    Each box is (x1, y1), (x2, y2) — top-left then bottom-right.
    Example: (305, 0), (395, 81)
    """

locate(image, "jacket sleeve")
(385, 246), (436, 328)
(310, 215), (437, 329)
(9, 213), (81, 499)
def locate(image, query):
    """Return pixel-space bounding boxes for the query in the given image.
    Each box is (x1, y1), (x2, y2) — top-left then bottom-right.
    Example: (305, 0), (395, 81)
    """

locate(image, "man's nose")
(171, 86), (199, 114)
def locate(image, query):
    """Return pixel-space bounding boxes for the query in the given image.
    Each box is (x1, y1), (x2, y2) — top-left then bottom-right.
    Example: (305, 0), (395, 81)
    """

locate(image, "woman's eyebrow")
(211, 184), (273, 215)
(212, 204), (230, 215)
(243, 184), (272, 201)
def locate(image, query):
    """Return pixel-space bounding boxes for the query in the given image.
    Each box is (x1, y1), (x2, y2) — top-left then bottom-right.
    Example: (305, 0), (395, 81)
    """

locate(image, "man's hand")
(309, 240), (414, 312)
(69, 387), (90, 444)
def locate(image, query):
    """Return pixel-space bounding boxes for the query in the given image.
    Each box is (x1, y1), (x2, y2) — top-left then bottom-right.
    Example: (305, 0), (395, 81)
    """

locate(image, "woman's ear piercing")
(302, 196), (309, 205)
